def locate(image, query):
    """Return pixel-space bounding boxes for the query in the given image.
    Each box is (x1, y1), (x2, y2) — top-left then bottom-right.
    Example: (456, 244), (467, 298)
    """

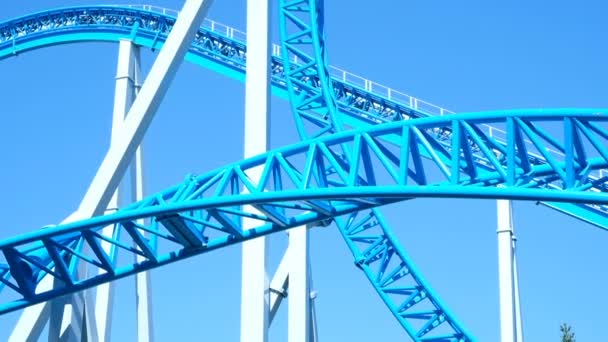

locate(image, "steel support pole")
(269, 249), (290, 324)
(9, 1), (213, 339)
(309, 289), (319, 342)
(268, 231), (317, 342)
(133, 148), (154, 342)
(130, 55), (154, 342)
(77, 0), (213, 218)
(95, 38), (140, 342)
(240, 0), (271, 340)
(497, 199), (516, 342)
(288, 226), (310, 342)
(513, 235), (524, 342)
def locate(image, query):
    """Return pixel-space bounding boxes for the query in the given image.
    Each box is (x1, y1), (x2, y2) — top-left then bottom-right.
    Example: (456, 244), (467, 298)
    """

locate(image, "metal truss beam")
(1, 7), (608, 236)
(1, 111), (607, 341)
(277, 1), (473, 340)
(0, 4), (606, 341)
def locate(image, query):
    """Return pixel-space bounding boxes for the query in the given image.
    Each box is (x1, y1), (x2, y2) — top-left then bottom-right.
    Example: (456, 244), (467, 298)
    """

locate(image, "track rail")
(1, 111), (608, 340)
(1, 5), (606, 229)
(278, 1), (473, 339)
(1, 5), (607, 341)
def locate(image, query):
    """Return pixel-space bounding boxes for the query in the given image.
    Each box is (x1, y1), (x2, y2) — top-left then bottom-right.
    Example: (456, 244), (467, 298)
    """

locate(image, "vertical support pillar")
(288, 227), (310, 342)
(497, 199), (517, 342)
(130, 50), (154, 342)
(308, 254), (318, 342)
(309, 290), (319, 342)
(513, 235), (524, 342)
(95, 38), (140, 342)
(240, 0), (271, 340)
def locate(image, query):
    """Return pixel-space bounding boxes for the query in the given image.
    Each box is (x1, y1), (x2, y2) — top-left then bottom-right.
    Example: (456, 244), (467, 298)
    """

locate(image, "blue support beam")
(0, 111), (605, 340)
(1, 5), (608, 341)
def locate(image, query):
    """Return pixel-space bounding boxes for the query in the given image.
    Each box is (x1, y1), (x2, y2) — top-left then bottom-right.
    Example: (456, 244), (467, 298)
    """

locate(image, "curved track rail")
(1, 5), (608, 341)
(2, 5), (606, 230)
(277, 1), (472, 339)
(1, 111), (608, 339)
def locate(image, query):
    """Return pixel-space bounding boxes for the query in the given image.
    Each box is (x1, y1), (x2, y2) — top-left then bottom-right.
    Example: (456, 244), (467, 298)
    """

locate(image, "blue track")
(1, 4), (607, 341)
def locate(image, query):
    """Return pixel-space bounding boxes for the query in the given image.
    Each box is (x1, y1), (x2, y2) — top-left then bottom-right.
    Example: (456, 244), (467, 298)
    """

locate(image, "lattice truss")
(1, 2), (607, 342)
(1, 112), (607, 339)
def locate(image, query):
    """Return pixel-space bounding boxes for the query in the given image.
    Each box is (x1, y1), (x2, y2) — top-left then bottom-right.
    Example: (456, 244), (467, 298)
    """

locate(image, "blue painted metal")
(1, 6), (606, 234)
(1, 5), (608, 340)
(1, 7), (478, 339)
(278, 1), (473, 340)
(0, 111), (607, 340)
(0, 5), (412, 132)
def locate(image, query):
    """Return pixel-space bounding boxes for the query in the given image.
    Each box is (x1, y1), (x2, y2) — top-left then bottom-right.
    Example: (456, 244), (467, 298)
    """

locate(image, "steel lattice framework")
(0, 3), (606, 342)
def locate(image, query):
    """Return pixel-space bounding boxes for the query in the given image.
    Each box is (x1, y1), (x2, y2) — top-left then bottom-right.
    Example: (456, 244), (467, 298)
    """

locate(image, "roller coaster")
(0, 1), (606, 341)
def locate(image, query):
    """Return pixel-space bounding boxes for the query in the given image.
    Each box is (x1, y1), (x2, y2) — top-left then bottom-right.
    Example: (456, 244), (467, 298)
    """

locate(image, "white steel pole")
(240, 0), (271, 340)
(95, 38), (140, 342)
(512, 235), (524, 342)
(309, 292), (319, 342)
(497, 199), (516, 342)
(269, 248), (290, 324)
(288, 226), (310, 342)
(130, 48), (155, 342)
(77, 0), (214, 218)
(308, 261), (318, 342)
(9, 1), (213, 340)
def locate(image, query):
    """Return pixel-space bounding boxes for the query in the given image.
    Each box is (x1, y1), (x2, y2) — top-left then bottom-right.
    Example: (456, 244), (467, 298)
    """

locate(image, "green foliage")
(560, 323), (575, 342)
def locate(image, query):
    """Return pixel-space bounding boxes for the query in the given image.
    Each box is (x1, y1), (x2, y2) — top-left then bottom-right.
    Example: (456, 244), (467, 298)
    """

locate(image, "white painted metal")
(497, 199), (516, 342)
(9, 1), (213, 339)
(95, 38), (140, 342)
(268, 232), (317, 342)
(512, 234), (524, 342)
(240, 221), (269, 342)
(269, 248), (290, 324)
(77, 0), (214, 217)
(129, 48), (155, 342)
(240, 0), (271, 340)
(288, 226), (310, 342)
(308, 252), (318, 342)
(309, 291), (319, 342)
(134, 144), (154, 342)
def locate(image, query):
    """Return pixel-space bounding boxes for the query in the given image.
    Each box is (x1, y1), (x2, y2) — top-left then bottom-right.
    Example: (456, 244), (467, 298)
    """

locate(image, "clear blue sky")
(1, 0), (607, 341)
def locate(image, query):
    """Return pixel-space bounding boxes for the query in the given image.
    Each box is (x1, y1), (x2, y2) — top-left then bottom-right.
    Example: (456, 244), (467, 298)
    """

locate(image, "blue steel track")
(1, 4), (607, 341)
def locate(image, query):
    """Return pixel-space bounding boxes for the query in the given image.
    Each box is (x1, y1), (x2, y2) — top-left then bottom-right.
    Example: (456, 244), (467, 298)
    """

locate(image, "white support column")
(95, 38), (140, 342)
(78, 0), (214, 218)
(288, 226), (310, 342)
(513, 235), (524, 342)
(240, 0), (271, 341)
(269, 249), (290, 324)
(130, 49), (154, 342)
(308, 248), (318, 342)
(497, 199), (516, 342)
(133, 146), (154, 342)
(9, 1), (213, 340)
(266, 229), (318, 342)
(309, 290), (319, 342)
